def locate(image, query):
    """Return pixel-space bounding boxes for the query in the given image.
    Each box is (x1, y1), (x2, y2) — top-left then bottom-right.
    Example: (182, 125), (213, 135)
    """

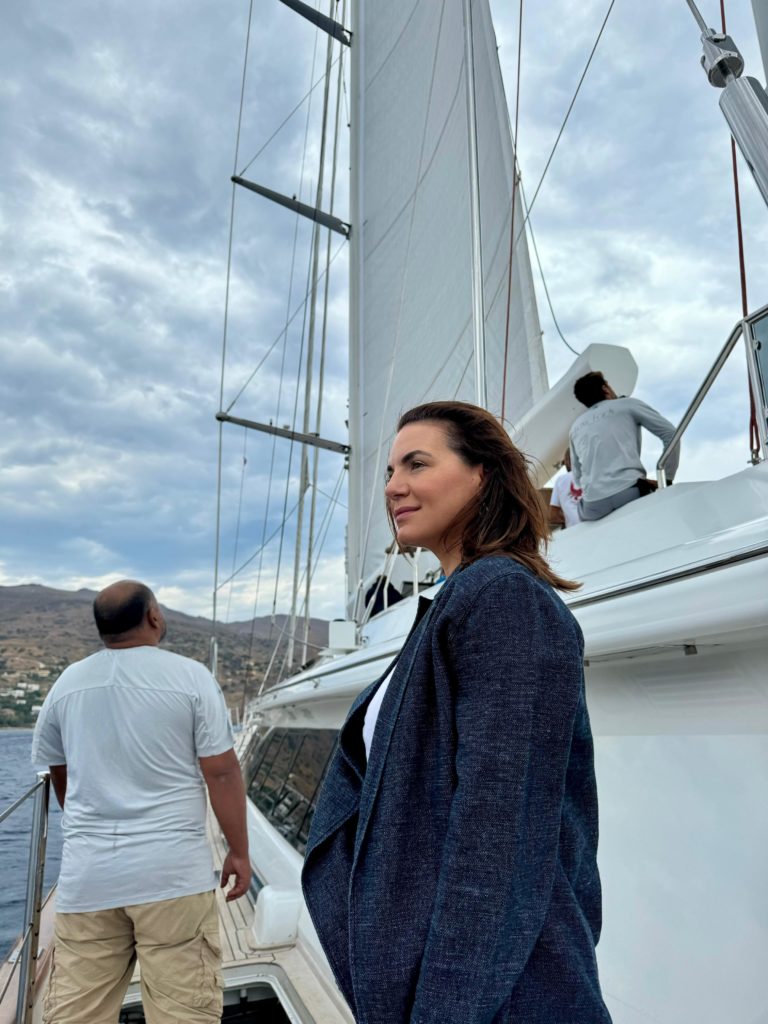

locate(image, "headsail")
(347, 0), (547, 606)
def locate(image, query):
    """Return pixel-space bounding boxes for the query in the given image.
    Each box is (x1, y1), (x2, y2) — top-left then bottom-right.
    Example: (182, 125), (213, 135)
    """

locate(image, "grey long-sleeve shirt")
(569, 396), (679, 502)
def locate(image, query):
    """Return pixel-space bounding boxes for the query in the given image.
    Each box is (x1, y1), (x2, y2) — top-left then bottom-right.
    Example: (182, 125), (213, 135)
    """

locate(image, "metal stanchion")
(16, 773), (50, 1024)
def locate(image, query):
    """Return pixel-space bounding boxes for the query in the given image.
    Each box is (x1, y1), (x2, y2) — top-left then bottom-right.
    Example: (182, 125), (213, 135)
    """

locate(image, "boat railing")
(0, 772), (51, 1024)
(657, 302), (768, 485)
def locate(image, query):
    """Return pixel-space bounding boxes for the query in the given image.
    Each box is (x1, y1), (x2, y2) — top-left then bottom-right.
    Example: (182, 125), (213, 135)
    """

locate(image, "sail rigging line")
(223, 238), (347, 413)
(267, 17), (325, 627)
(242, 144), (328, 656)
(527, 214), (580, 357)
(513, 0), (617, 243)
(354, 0), (449, 621)
(718, 0), (760, 460)
(257, 463), (346, 693)
(501, 0), (525, 423)
(223, 14), (328, 611)
(270, 219), (317, 624)
(215, 494), (302, 593)
(213, 0), (256, 637)
(224, 429), (249, 624)
(303, 1), (348, 663)
(312, 483), (347, 508)
(518, 173), (580, 357)
(237, 54), (343, 179)
(289, 0), (338, 670)
(245, 212), (304, 626)
(462, 0), (488, 406)
(240, 467), (339, 708)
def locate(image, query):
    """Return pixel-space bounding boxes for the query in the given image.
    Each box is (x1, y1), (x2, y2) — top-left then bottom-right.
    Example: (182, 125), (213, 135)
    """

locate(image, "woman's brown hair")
(392, 401), (579, 592)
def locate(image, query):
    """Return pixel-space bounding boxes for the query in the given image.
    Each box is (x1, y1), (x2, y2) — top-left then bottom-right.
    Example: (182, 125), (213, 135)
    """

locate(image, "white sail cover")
(347, 0), (547, 604)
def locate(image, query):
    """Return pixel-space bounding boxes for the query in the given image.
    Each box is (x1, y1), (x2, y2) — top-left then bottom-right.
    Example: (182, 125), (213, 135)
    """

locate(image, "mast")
(287, 0), (336, 670)
(347, 0), (364, 617)
(462, 0), (487, 408)
(751, 0), (768, 83)
(683, 0), (768, 209)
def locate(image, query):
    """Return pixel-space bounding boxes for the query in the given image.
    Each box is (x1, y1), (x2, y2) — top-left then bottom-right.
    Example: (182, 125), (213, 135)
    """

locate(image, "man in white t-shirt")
(32, 579), (250, 1024)
(549, 448), (583, 529)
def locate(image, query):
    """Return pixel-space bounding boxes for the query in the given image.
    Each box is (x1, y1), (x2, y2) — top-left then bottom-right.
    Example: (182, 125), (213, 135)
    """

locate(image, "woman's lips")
(394, 507), (419, 522)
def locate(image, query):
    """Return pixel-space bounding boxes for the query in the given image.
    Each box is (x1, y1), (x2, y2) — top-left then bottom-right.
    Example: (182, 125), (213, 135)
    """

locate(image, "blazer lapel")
(304, 657), (400, 857)
(352, 594), (439, 863)
(306, 582), (449, 862)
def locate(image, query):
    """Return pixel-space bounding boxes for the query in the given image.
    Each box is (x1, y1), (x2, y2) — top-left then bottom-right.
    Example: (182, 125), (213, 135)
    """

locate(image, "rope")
(501, 0), (524, 422)
(213, 0), (255, 632)
(224, 238), (347, 413)
(258, 464), (346, 692)
(237, 55), (343, 178)
(718, 0), (760, 460)
(224, 429), (249, 623)
(514, 0), (617, 243)
(287, 6), (337, 671)
(270, 20), (325, 623)
(519, 177), (580, 356)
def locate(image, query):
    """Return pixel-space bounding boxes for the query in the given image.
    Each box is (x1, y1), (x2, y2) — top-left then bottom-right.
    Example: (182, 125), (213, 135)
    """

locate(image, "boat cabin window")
(247, 728), (337, 855)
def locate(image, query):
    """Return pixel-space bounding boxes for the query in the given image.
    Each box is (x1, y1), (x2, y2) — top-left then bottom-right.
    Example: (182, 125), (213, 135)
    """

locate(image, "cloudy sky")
(2, 0), (767, 627)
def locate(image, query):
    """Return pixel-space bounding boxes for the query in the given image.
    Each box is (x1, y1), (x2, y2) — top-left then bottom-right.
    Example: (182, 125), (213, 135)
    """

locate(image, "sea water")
(0, 730), (63, 959)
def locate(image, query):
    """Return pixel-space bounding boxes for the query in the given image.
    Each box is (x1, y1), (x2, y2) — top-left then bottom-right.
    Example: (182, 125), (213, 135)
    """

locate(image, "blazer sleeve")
(410, 571), (583, 1024)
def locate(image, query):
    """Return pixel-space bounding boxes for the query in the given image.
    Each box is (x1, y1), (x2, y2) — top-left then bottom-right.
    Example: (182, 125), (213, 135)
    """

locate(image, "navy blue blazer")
(302, 556), (612, 1024)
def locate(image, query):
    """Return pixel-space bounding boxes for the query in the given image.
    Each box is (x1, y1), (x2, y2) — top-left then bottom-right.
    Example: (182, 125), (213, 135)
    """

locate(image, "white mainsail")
(347, 0), (546, 605)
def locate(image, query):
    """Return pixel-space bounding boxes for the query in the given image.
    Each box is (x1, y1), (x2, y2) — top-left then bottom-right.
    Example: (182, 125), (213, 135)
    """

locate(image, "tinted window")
(247, 728), (337, 855)
(248, 730), (283, 792)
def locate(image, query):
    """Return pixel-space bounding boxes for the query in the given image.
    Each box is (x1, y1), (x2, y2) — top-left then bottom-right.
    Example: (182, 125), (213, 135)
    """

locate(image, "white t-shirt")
(31, 646), (234, 913)
(362, 667), (395, 762)
(550, 471), (583, 528)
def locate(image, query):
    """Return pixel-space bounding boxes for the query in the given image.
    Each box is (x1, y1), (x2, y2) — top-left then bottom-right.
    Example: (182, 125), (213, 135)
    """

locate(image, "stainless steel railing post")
(16, 772), (50, 1024)
(657, 321), (744, 486)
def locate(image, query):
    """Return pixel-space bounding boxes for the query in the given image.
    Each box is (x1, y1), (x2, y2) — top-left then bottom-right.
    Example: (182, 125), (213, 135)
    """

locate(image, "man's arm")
(634, 400), (680, 480)
(50, 764), (67, 809)
(199, 748), (251, 901)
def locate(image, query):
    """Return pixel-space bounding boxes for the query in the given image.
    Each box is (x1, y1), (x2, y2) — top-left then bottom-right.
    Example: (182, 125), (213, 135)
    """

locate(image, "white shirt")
(31, 646), (234, 913)
(550, 471), (583, 528)
(363, 667), (395, 762)
(569, 397), (680, 502)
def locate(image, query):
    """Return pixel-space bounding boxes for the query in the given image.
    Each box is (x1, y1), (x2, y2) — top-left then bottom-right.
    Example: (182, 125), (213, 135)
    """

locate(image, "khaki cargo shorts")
(43, 890), (222, 1024)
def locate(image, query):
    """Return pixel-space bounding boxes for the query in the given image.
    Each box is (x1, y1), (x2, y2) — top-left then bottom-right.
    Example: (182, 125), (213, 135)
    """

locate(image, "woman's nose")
(385, 471), (406, 498)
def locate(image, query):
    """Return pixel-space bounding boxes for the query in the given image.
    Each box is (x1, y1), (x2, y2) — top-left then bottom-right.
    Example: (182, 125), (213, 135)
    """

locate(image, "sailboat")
(2, 1), (767, 1022)
(217, 2), (768, 1023)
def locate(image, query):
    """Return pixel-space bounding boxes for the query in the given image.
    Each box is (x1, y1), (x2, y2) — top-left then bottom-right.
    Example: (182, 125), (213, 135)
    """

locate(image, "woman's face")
(385, 421), (484, 574)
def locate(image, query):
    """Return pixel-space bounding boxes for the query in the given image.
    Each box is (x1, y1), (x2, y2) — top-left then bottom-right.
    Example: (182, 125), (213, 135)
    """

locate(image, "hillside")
(0, 584), (328, 725)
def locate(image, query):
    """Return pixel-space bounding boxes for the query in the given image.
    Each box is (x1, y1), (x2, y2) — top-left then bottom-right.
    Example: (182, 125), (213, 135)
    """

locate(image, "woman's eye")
(411, 461), (425, 470)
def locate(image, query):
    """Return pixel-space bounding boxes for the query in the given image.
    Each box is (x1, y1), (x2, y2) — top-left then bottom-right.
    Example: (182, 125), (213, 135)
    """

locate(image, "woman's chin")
(396, 530), (421, 551)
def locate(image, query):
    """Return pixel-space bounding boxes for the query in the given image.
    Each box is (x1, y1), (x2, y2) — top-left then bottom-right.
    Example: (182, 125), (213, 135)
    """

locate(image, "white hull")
(242, 461), (768, 1023)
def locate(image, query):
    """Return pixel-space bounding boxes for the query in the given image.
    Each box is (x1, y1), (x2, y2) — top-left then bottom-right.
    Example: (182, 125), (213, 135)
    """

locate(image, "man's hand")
(220, 850), (252, 902)
(199, 748), (250, 901)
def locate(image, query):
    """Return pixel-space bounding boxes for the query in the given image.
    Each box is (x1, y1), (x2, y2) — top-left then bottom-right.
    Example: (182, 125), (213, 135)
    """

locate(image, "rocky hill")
(0, 584), (328, 725)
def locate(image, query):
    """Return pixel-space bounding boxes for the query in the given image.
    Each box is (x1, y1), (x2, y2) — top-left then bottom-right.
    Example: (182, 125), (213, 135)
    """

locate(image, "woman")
(302, 402), (612, 1024)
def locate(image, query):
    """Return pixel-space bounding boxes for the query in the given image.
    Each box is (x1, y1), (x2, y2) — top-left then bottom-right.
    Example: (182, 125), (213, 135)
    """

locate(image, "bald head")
(93, 580), (162, 644)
